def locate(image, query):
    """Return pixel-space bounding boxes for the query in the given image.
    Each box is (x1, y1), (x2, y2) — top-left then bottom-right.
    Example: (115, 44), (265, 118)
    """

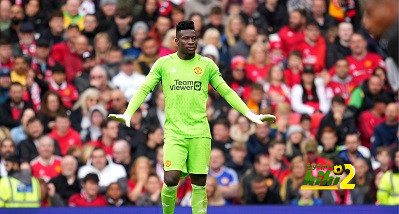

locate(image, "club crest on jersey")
(194, 67), (203, 75)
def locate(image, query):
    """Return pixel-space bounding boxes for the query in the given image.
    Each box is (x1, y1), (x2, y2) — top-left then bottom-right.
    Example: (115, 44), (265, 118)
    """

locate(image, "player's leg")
(188, 138), (211, 214)
(162, 138), (188, 214)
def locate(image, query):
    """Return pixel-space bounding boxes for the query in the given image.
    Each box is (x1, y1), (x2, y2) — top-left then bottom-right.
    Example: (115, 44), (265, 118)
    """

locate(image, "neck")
(305, 37), (316, 46)
(304, 83), (313, 88)
(380, 164), (389, 172)
(353, 51), (367, 60)
(37, 57), (47, 63)
(101, 136), (113, 146)
(234, 159), (244, 166)
(271, 79), (281, 86)
(147, 140), (157, 149)
(124, 70), (134, 76)
(270, 158), (281, 166)
(177, 51), (195, 60)
(50, 29), (62, 36)
(41, 156), (52, 163)
(0, 57), (9, 63)
(58, 128), (68, 136)
(339, 39), (350, 47)
(386, 119), (397, 126)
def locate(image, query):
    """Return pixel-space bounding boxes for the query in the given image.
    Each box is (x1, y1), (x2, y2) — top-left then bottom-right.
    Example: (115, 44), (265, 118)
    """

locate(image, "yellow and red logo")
(365, 60), (372, 68)
(194, 67), (202, 75)
(165, 160), (171, 167)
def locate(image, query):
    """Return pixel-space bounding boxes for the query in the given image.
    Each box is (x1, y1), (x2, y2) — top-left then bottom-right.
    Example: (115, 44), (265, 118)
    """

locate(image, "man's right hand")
(108, 114), (131, 127)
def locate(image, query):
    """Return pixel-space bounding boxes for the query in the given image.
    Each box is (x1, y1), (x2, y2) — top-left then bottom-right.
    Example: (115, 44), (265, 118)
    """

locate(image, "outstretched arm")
(209, 61), (275, 124)
(109, 59), (163, 126)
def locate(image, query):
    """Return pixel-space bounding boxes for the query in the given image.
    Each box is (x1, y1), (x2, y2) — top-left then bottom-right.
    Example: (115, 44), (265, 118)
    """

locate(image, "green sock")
(161, 183), (177, 214)
(191, 184), (208, 214)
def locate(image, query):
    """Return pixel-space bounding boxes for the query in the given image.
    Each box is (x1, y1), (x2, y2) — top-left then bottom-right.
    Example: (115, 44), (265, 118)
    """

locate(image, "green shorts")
(163, 137), (211, 178)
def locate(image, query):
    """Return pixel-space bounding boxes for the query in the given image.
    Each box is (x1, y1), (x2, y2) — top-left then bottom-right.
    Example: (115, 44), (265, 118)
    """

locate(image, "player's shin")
(161, 183), (177, 214)
(191, 184), (208, 214)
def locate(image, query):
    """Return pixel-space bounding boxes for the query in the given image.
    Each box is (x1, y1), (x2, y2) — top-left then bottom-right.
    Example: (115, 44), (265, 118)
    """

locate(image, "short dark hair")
(331, 95), (345, 105)
(0, 37), (12, 46)
(14, 56), (28, 64)
(176, 20), (195, 34)
(83, 173), (100, 183)
(306, 20), (320, 29)
(254, 153), (268, 164)
(115, 8), (132, 19)
(10, 82), (24, 89)
(5, 155), (19, 165)
(52, 64), (66, 74)
(251, 83), (264, 92)
(289, 50), (302, 59)
(100, 119), (114, 129)
(92, 147), (106, 156)
(321, 126), (337, 136)
(213, 118), (230, 129)
(56, 111), (70, 120)
(27, 116), (42, 126)
(108, 46), (122, 53)
(293, 8), (307, 18)
(48, 10), (63, 21)
(300, 114), (311, 122)
(210, 6), (223, 15)
(269, 139), (285, 148)
(374, 92), (392, 104)
(251, 174), (266, 184)
(172, 5), (185, 14)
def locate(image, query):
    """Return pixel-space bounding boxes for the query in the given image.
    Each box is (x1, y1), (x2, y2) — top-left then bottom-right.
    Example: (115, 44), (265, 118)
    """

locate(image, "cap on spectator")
(82, 51), (95, 61)
(52, 64), (66, 74)
(231, 55), (246, 70)
(304, 140), (318, 153)
(20, 22), (35, 33)
(83, 173), (100, 183)
(287, 125), (304, 139)
(302, 65), (315, 74)
(269, 34), (282, 51)
(36, 38), (50, 48)
(202, 45), (220, 63)
(131, 21), (149, 36)
(100, 0), (117, 7)
(231, 141), (247, 151)
(67, 23), (80, 30)
(0, 67), (11, 77)
(121, 56), (135, 64)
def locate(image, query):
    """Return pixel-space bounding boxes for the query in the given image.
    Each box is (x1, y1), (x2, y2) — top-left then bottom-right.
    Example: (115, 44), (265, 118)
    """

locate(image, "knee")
(191, 174), (207, 186)
(164, 172), (180, 186)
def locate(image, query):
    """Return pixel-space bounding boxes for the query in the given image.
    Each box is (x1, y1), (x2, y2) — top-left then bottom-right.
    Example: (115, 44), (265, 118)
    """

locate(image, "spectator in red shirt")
(326, 58), (357, 104)
(297, 21), (326, 74)
(263, 65), (290, 111)
(148, 15), (172, 47)
(30, 135), (62, 182)
(358, 94), (390, 149)
(226, 55), (252, 100)
(89, 119), (119, 156)
(68, 173), (108, 207)
(278, 9), (306, 56)
(127, 156), (154, 203)
(51, 24), (81, 70)
(48, 112), (82, 156)
(245, 42), (271, 83)
(284, 50), (303, 88)
(268, 140), (290, 184)
(346, 33), (385, 84)
(49, 64), (79, 109)
(304, 140), (333, 178)
(0, 38), (14, 69)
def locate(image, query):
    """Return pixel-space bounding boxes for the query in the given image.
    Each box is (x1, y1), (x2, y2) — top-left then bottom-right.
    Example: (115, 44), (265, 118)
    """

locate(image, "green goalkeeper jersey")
(125, 53), (250, 139)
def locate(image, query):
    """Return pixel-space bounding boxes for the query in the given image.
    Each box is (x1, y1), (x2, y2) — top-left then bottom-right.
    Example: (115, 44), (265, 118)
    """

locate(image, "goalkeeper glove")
(245, 111), (276, 125)
(108, 113), (131, 127)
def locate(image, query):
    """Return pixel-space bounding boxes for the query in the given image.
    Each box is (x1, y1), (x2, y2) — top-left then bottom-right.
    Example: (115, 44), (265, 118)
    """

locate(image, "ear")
(175, 37), (179, 46)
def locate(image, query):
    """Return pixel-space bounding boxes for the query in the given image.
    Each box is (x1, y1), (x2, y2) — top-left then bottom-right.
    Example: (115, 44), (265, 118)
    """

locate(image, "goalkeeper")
(109, 20), (275, 214)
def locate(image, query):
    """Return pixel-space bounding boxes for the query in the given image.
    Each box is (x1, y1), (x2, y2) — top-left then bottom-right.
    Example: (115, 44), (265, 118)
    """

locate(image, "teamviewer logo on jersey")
(194, 81), (202, 91)
(170, 79), (202, 91)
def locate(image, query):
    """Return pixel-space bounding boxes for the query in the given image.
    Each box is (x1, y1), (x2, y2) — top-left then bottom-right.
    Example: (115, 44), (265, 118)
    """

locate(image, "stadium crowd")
(0, 0), (398, 208)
